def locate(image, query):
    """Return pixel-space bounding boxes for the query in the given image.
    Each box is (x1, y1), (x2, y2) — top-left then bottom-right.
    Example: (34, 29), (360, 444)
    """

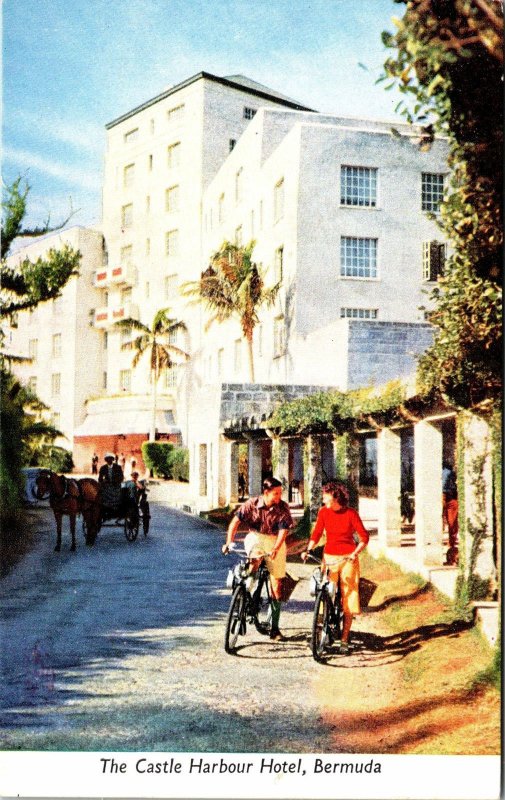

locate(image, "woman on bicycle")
(222, 477), (294, 642)
(301, 481), (369, 653)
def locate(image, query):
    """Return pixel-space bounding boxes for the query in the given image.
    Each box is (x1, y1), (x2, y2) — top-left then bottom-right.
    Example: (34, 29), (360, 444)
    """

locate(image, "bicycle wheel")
(124, 509), (139, 541)
(224, 585), (247, 654)
(311, 590), (331, 662)
(253, 571), (272, 635)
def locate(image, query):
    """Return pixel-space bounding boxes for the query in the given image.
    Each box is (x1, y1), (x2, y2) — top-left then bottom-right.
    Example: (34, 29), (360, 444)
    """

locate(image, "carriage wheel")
(124, 510), (139, 542)
(141, 503), (150, 536)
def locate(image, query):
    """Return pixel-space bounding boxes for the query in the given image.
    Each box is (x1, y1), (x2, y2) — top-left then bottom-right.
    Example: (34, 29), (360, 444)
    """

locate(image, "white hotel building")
(7, 72), (449, 508)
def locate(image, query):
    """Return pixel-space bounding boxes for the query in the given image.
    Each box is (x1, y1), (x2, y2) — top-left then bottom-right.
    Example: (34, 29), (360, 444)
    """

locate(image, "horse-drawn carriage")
(34, 470), (150, 551)
(97, 481), (150, 541)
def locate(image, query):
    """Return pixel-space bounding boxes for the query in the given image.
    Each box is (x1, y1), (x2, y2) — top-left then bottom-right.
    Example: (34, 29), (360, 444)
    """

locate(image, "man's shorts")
(244, 532), (287, 579)
(324, 554), (361, 615)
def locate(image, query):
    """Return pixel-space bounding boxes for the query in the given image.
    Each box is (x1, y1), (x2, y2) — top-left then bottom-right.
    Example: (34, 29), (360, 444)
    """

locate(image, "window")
(124, 128), (139, 144)
(274, 316), (286, 357)
(121, 287), (132, 306)
(168, 327), (178, 345)
(120, 369), (131, 392)
(340, 237), (378, 278)
(145, 281), (150, 298)
(422, 172), (445, 212)
(274, 178), (284, 222)
(148, 154), (153, 171)
(120, 326), (132, 345)
(234, 339), (242, 372)
(150, 119), (155, 134)
(167, 103), (185, 122)
(229, 138), (237, 152)
(423, 241), (446, 281)
(341, 166), (377, 207)
(258, 324), (263, 357)
(103, 331), (108, 350)
(167, 142), (181, 168)
(166, 185), (180, 213)
(165, 365), (179, 388)
(218, 193), (225, 223)
(164, 274), (178, 298)
(121, 204), (133, 228)
(250, 209), (255, 237)
(52, 334), (62, 357)
(340, 308), (378, 320)
(243, 107), (257, 120)
(120, 245), (133, 263)
(51, 373), (61, 396)
(235, 225), (243, 246)
(103, 371), (108, 390)
(146, 238), (150, 256)
(51, 412), (61, 429)
(28, 376), (37, 394)
(217, 348), (224, 376)
(274, 246), (284, 283)
(235, 167), (243, 203)
(146, 195), (150, 214)
(166, 230), (179, 257)
(29, 339), (38, 360)
(123, 163), (135, 187)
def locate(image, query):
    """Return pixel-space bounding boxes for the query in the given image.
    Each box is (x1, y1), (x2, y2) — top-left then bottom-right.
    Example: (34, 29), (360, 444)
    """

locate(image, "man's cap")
(104, 452), (115, 460)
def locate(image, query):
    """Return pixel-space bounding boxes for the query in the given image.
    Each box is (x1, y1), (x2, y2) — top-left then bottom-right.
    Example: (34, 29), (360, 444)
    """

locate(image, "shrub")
(142, 441), (174, 478)
(170, 447), (189, 482)
(30, 445), (74, 473)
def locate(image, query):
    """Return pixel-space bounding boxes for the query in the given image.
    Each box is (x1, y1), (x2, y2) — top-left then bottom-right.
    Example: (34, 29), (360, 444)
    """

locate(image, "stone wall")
(219, 383), (334, 428)
(347, 321), (434, 389)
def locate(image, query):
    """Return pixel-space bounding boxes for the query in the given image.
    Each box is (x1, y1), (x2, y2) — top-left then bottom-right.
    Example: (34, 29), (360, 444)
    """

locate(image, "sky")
(3, 0), (406, 232)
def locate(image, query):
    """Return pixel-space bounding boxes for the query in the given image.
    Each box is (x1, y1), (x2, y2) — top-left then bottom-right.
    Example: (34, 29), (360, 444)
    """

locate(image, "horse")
(35, 470), (101, 551)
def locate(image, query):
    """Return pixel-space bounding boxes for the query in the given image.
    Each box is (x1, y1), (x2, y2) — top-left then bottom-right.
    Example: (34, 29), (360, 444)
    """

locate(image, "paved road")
(0, 502), (364, 752)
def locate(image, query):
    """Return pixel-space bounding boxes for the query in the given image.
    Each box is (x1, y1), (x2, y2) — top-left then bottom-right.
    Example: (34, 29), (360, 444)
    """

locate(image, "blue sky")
(3, 0), (405, 230)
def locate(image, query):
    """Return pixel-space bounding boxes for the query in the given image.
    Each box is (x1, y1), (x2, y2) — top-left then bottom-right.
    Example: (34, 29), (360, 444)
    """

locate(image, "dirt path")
(0, 505), (499, 754)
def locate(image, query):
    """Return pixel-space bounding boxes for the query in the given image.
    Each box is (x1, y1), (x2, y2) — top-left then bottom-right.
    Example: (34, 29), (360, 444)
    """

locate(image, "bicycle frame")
(224, 548), (273, 653)
(307, 554), (344, 661)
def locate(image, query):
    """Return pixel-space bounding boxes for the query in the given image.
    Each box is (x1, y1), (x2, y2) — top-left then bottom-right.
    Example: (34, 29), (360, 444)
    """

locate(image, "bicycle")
(223, 547), (273, 654)
(307, 553), (344, 662)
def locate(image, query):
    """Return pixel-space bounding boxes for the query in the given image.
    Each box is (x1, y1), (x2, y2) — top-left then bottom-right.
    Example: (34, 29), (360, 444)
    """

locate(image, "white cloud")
(3, 146), (102, 192)
(7, 110), (105, 156)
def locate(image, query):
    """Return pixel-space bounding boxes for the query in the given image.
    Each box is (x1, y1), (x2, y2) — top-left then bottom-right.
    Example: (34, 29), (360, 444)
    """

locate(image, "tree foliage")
(381, 0), (503, 407)
(183, 241), (280, 382)
(1, 177), (79, 525)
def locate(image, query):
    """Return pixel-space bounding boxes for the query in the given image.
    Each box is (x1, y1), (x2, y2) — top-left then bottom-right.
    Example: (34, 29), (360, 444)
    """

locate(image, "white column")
(306, 435), (323, 522)
(414, 420), (443, 565)
(218, 438), (239, 507)
(461, 413), (497, 598)
(248, 440), (263, 497)
(377, 427), (402, 547)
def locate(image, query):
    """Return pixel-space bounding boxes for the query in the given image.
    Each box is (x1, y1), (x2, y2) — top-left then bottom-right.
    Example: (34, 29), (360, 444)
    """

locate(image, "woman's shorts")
(324, 554), (361, 615)
(244, 532), (286, 579)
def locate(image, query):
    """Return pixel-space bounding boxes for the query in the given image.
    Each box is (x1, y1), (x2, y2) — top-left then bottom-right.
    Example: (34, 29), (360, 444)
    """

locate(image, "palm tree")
(183, 241), (280, 382)
(114, 308), (188, 442)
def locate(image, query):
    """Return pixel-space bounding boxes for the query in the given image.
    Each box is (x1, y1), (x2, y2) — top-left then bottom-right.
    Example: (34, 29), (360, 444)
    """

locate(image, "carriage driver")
(98, 453), (124, 485)
(222, 477), (294, 642)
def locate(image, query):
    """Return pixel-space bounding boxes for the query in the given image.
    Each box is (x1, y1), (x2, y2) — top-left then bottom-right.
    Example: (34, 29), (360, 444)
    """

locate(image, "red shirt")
(309, 506), (369, 555)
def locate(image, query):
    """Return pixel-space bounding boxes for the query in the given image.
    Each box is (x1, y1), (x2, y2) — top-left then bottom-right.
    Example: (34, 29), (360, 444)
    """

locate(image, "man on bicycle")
(222, 477), (293, 641)
(301, 481), (369, 653)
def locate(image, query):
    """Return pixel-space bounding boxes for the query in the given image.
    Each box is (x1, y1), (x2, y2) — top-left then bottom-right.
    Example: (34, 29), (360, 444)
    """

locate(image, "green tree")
(1, 177), (80, 524)
(183, 241), (280, 382)
(114, 308), (188, 441)
(381, 0), (503, 407)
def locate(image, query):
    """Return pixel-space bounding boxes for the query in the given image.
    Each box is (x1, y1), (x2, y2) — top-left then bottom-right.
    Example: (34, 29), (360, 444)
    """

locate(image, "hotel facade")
(8, 72), (449, 508)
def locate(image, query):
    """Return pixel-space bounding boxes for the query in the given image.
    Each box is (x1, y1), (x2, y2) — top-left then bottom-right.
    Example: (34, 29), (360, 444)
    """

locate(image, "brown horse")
(35, 470), (101, 551)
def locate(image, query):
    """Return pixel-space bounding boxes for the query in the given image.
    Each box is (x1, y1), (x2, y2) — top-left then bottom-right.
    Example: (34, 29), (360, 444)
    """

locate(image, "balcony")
(93, 303), (139, 328)
(93, 264), (136, 288)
